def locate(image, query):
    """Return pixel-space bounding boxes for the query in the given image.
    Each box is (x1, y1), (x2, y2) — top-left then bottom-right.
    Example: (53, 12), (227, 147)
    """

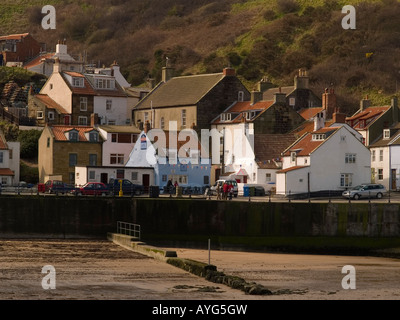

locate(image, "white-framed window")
(106, 99), (112, 111)
(1, 177), (7, 185)
(80, 97), (88, 111)
(37, 111), (43, 119)
(89, 170), (96, 180)
(48, 111), (54, 120)
(144, 112), (149, 123)
(221, 113), (232, 122)
(95, 78), (115, 90)
(289, 97), (295, 106)
(378, 169), (383, 180)
(110, 154), (124, 165)
(72, 77), (84, 87)
(78, 116), (87, 126)
(181, 109), (186, 128)
(340, 173), (352, 187)
(372, 150), (376, 162)
(384, 129), (390, 139)
(312, 134), (325, 141)
(345, 153), (356, 164)
(379, 150), (384, 162)
(131, 172), (138, 181)
(290, 151), (296, 163)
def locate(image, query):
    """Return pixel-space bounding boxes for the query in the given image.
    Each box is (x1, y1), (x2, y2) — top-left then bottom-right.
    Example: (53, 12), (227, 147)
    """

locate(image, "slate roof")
(262, 86), (294, 101)
(254, 133), (298, 169)
(134, 73), (226, 110)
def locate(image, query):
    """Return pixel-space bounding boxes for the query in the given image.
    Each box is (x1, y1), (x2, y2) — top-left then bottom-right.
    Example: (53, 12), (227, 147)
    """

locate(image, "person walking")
(222, 182), (229, 200)
(216, 182), (222, 200)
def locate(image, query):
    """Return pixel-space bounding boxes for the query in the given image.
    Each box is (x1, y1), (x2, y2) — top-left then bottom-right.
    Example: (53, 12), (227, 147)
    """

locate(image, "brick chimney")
(257, 76), (274, 92)
(223, 67), (236, 76)
(90, 113), (99, 127)
(332, 107), (346, 124)
(251, 90), (263, 105)
(322, 88), (337, 119)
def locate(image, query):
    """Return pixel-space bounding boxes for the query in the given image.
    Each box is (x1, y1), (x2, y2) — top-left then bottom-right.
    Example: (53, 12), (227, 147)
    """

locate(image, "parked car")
(107, 179), (144, 196)
(342, 184), (387, 200)
(210, 179), (238, 197)
(44, 180), (73, 194)
(72, 182), (110, 196)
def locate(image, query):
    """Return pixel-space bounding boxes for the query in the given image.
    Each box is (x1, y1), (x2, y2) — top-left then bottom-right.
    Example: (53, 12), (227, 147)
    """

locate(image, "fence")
(117, 221), (141, 239)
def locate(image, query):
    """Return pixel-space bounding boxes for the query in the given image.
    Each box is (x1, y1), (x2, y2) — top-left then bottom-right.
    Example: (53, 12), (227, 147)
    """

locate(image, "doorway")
(142, 174), (150, 193)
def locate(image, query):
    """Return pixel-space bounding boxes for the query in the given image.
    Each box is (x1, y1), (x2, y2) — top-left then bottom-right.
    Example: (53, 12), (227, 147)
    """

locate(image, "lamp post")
(119, 179), (123, 197)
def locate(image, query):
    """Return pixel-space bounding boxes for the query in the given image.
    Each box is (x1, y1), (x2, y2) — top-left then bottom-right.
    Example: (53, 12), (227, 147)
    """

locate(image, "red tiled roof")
(35, 94), (68, 114)
(346, 106), (390, 129)
(277, 165), (308, 173)
(0, 168), (14, 176)
(49, 126), (99, 142)
(61, 72), (96, 96)
(0, 33), (29, 41)
(24, 53), (54, 69)
(291, 119), (334, 138)
(298, 107), (324, 120)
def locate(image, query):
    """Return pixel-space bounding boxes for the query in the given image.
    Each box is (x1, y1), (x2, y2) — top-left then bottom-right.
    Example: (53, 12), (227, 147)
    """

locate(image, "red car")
(72, 182), (110, 196)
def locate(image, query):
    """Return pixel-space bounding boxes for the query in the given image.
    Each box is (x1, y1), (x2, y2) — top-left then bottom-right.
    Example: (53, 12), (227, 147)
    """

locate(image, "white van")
(210, 179), (238, 197)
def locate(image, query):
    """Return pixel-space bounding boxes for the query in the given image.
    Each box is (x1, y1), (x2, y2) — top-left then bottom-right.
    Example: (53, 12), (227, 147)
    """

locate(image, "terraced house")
(38, 125), (103, 184)
(0, 132), (20, 186)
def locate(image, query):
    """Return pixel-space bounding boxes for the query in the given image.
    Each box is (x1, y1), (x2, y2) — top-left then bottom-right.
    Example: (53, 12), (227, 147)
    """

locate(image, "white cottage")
(276, 125), (371, 196)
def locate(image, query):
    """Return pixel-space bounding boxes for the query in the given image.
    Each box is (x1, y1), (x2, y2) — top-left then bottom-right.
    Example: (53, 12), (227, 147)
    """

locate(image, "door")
(100, 173), (108, 184)
(392, 169), (397, 190)
(142, 174), (150, 193)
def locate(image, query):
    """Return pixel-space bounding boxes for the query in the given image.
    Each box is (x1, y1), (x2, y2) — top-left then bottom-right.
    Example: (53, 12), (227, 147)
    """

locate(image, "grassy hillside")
(2, 0), (400, 114)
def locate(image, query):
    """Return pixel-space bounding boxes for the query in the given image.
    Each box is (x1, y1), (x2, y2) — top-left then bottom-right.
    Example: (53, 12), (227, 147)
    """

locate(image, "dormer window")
(220, 113), (231, 122)
(383, 129), (390, 140)
(312, 133), (325, 141)
(95, 78), (115, 90)
(245, 112), (251, 121)
(72, 77), (84, 87)
(68, 130), (79, 142)
(87, 131), (99, 143)
(238, 91), (244, 102)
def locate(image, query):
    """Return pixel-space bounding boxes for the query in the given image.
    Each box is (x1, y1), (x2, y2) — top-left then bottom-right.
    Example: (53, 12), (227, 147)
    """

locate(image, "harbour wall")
(1, 196), (400, 255)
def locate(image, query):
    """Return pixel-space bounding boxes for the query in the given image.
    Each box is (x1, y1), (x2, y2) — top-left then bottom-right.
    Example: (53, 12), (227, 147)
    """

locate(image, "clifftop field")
(2, 0), (400, 115)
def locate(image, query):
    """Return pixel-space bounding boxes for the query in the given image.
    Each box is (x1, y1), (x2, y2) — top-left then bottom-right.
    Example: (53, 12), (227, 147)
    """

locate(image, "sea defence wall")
(1, 196), (400, 254)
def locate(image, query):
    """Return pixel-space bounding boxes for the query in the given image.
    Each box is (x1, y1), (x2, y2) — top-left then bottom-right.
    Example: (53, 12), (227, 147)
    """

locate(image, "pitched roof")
(0, 168), (14, 176)
(135, 73), (225, 109)
(262, 86), (294, 101)
(34, 94), (68, 114)
(298, 107), (324, 120)
(24, 53), (55, 69)
(0, 33), (29, 41)
(346, 106), (390, 129)
(61, 72), (96, 95)
(85, 74), (128, 98)
(277, 165), (308, 174)
(98, 125), (141, 134)
(48, 125), (101, 142)
(291, 119), (334, 138)
(212, 100), (274, 125)
(283, 127), (340, 157)
(254, 133), (298, 169)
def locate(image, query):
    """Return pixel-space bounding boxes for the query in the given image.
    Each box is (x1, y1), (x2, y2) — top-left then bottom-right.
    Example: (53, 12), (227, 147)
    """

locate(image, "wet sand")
(1, 239), (400, 301)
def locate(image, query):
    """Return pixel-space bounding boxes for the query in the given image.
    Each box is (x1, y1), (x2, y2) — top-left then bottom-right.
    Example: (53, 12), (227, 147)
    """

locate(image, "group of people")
(216, 181), (233, 200)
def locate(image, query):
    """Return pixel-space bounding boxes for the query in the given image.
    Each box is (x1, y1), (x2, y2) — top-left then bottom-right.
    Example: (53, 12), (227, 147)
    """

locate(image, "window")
(238, 91), (244, 102)
(1, 177), (7, 185)
(266, 173), (271, 182)
(47, 137), (50, 148)
(379, 150), (384, 162)
(160, 117), (165, 130)
(80, 97), (87, 111)
(378, 169), (383, 180)
(50, 84), (53, 90)
(69, 153), (78, 167)
(312, 134), (325, 141)
(95, 78), (115, 90)
(131, 172), (138, 181)
(69, 131), (78, 141)
(204, 176), (210, 185)
(116, 169), (124, 179)
(289, 97), (295, 106)
(0, 152), (3, 163)
(340, 173), (352, 187)
(9, 149), (12, 160)
(72, 77), (84, 87)
(89, 154), (97, 166)
(111, 133), (117, 142)
(144, 112), (149, 123)
(181, 109), (186, 128)
(89, 171), (95, 180)
(162, 175), (167, 182)
(106, 100), (112, 111)
(384, 129), (390, 139)
(345, 153), (356, 164)
(37, 111), (43, 119)
(110, 154), (124, 165)
(89, 132), (98, 142)
(290, 151), (296, 163)
(48, 112), (54, 120)
(78, 116), (88, 126)
(372, 150), (376, 162)
(169, 175), (188, 185)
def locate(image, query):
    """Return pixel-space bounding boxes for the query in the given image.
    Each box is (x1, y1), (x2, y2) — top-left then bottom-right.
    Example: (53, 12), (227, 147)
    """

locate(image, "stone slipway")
(107, 232), (272, 295)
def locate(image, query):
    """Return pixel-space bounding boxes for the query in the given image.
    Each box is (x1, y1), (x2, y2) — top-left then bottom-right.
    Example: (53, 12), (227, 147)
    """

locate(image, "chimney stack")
(250, 90), (263, 105)
(274, 87), (286, 104)
(257, 76), (274, 92)
(53, 57), (61, 73)
(162, 67), (174, 82)
(90, 113), (99, 127)
(223, 67), (236, 77)
(360, 95), (371, 111)
(392, 96), (399, 122)
(294, 68), (309, 90)
(322, 88), (337, 119)
(313, 111), (326, 131)
(332, 107), (346, 124)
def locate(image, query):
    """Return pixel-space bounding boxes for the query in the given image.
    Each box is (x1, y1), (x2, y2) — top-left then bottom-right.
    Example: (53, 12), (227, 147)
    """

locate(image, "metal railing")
(117, 221), (141, 239)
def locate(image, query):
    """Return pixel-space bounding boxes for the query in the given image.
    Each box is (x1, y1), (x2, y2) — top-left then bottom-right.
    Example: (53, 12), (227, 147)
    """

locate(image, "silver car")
(342, 184), (387, 200)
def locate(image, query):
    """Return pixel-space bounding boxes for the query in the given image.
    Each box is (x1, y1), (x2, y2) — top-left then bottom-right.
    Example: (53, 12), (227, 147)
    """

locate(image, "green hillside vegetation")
(2, 0), (400, 114)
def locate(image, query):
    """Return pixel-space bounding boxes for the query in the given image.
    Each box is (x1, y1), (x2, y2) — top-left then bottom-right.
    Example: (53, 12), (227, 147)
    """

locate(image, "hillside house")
(38, 125), (103, 184)
(132, 67), (250, 132)
(0, 33), (43, 67)
(276, 122), (370, 196)
(0, 132), (20, 186)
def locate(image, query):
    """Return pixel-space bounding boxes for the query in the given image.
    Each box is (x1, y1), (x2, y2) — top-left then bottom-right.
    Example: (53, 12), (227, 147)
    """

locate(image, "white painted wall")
(94, 96), (129, 126)
(40, 72), (72, 113)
